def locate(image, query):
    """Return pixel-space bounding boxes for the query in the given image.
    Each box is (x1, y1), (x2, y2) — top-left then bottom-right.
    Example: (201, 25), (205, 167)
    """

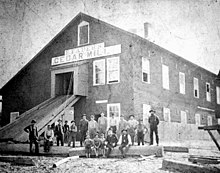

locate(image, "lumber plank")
(162, 159), (220, 173)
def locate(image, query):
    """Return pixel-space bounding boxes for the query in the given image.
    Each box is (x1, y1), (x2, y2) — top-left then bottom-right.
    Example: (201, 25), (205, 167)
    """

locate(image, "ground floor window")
(143, 104), (151, 125)
(181, 111), (187, 124)
(163, 107), (171, 122)
(195, 114), (201, 125)
(107, 103), (120, 128)
(207, 116), (212, 126)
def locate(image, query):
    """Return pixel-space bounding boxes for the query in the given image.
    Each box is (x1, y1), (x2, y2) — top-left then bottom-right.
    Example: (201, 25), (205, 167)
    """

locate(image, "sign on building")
(51, 42), (121, 65)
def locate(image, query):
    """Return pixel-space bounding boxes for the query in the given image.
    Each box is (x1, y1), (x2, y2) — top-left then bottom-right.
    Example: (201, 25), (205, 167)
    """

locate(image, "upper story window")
(107, 57), (120, 84)
(142, 57), (150, 83)
(162, 64), (169, 90)
(206, 82), (211, 102)
(179, 72), (185, 94)
(78, 21), (89, 46)
(216, 86), (220, 104)
(93, 59), (105, 85)
(193, 77), (199, 98)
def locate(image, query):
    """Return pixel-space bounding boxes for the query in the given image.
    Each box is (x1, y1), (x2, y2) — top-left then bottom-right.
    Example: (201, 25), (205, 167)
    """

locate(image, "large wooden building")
(0, 13), (219, 142)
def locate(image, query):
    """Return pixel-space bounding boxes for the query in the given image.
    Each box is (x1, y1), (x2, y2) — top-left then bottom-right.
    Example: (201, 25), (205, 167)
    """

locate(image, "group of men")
(24, 109), (160, 156)
(82, 109), (160, 158)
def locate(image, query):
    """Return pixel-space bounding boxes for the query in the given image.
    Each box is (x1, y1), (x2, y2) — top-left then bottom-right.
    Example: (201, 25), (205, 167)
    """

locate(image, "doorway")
(55, 72), (74, 96)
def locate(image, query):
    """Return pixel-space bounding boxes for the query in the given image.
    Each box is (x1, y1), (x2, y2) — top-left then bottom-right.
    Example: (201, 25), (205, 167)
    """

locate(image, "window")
(143, 104), (151, 125)
(207, 116), (212, 126)
(142, 57), (150, 83)
(163, 107), (171, 122)
(162, 64), (169, 90)
(179, 72), (185, 94)
(206, 83), (211, 102)
(218, 118), (220, 125)
(107, 103), (120, 128)
(78, 21), (89, 46)
(195, 114), (201, 125)
(107, 57), (120, 84)
(216, 86), (220, 104)
(193, 77), (199, 98)
(93, 59), (105, 85)
(181, 111), (187, 124)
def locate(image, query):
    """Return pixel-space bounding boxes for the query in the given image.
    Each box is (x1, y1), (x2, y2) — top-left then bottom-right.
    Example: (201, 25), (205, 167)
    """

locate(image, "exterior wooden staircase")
(0, 95), (81, 143)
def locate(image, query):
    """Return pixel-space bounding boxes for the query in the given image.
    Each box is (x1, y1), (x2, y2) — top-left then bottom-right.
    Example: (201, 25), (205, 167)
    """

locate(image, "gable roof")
(0, 12), (217, 91)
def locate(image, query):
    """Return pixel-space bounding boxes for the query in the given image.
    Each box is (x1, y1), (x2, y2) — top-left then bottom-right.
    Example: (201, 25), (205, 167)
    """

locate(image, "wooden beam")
(207, 130), (220, 151)
(0, 156), (36, 166)
(69, 145), (164, 157)
(198, 125), (220, 130)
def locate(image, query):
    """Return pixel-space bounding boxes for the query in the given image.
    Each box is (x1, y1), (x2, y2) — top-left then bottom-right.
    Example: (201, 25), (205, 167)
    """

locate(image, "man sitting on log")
(118, 129), (132, 158)
(105, 129), (118, 158)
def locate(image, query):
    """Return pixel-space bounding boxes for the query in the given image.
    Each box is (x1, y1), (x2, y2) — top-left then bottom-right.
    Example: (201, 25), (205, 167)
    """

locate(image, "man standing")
(105, 129), (118, 158)
(88, 115), (98, 139)
(98, 112), (107, 137)
(24, 119), (39, 154)
(55, 119), (64, 146)
(117, 114), (128, 138)
(109, 113), (118, 134)
(148, 110), (160, 145)
(68, 120), (77, 148)
(118, 129), (132, 158)
(44, 124), (54, 152)
(63, 120), (70, 144)
(79, 114), (88, 147)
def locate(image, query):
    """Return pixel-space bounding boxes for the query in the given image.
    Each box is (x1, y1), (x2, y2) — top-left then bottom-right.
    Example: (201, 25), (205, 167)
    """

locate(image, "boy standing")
(68, 120), (77, 148)
(136, 119), (147, 145)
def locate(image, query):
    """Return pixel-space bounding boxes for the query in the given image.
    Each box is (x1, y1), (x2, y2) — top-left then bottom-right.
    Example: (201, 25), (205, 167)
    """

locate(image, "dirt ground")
(0, 153), (186, 173)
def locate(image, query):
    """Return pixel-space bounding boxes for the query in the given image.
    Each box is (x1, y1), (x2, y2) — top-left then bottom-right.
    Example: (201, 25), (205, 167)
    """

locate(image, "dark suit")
(148, 114), (160, 145)
(55, 124), (64, 146)
(24, 124), (39, 154)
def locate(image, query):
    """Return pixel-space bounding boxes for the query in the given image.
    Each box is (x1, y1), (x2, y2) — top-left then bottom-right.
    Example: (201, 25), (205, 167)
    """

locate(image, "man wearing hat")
(79, 114), (88, 147)
(68, 120), (77, 147)
(148, 110), (160, 145)
(24, 119), (39, 154)
(118, 129), (132, 158)
(54, 119), (64, 146)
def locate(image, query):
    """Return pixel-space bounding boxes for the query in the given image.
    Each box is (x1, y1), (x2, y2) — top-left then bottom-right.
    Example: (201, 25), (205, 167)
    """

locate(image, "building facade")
(0, 13), (219, 142)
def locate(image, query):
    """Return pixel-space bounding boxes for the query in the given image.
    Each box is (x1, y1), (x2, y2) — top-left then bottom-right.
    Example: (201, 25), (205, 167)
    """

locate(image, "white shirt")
(118, 134), (132, 145)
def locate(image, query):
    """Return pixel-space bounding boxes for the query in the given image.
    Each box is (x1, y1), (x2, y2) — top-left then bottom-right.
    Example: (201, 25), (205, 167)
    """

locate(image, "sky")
(0, 0), (220, 89)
